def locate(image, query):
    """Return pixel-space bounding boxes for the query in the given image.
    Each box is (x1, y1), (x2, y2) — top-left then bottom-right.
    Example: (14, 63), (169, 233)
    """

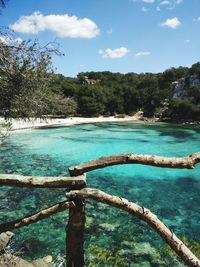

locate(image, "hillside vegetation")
(0, 33), (200, 122)
(47, 62), (200, 121)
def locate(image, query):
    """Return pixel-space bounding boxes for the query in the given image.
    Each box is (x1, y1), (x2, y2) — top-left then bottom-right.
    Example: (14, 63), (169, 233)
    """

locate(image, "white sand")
(0, 114), (143, 131)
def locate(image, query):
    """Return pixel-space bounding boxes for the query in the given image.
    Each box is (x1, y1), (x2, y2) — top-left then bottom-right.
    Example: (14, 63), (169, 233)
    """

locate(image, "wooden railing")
(0, 152), (200, 267)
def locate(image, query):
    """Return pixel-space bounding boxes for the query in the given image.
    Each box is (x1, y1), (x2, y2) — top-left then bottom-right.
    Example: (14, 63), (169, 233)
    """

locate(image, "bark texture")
(66, 197), (85, 267)
(0, 201), (74, 233)
(0, 174), (86, 189)
(69, 152), (200, 176)
(67, 188), (200, 267)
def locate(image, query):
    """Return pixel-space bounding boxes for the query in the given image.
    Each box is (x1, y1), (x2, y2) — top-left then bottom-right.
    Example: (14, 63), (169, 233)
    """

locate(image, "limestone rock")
(173, 74), (200, 101)
(0, 253), (54, 267)
(0, 231), (14, 251)
(0, 253), (34, 267)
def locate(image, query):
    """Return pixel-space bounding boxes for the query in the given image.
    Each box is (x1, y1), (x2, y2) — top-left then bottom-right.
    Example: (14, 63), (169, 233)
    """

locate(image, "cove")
(0, 122), (200, 266)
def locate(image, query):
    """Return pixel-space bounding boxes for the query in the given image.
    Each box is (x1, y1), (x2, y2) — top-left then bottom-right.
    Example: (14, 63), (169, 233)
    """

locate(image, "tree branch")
(69, 152), (200, 176)
(0, 201), (74, 233)
(0, 174), (86, 189)
(67, 188), (200, 267)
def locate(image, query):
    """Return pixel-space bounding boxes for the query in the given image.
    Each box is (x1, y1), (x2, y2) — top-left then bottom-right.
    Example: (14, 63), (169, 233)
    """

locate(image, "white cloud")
(160, 1), (170, 5)
(132, 0), (183, 9)
(161, 17), (181, 29)
(142, 0), (154, 3)
(157, 0), (183, 10)
(98, 47), (130, 58)
(142, 6), (149, 12)
(134, 51), (151, 57)
(185, 39), (191, 43)
(10, 12), (100, 39)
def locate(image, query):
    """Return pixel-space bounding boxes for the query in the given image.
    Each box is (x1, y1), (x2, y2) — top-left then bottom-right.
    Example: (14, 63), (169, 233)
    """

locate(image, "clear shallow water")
(0, 122), (200, 266)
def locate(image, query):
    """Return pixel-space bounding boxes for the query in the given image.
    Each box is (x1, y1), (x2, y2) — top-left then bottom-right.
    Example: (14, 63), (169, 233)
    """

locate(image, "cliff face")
(173, 74), (200, 99)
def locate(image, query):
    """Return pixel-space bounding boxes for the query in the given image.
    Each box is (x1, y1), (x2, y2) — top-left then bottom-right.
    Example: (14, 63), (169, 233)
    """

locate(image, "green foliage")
(189, 62), (200, 75)
(44, 94), (77, 116)
(0, 30), (65, 119)
(78, 96), (104, 117)
(188, 87), (200, 104)
(164, 99), (200, 121)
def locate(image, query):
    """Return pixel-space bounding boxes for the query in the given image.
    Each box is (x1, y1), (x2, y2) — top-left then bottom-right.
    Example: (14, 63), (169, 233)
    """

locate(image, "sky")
(0, 0), (200, 77)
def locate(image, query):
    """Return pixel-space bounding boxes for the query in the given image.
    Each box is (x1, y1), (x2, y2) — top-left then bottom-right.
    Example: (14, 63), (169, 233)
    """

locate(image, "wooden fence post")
(66, 174), (86, 267)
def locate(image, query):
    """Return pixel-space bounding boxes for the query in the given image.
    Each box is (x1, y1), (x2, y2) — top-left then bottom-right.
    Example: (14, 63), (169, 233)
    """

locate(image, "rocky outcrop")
(83, 76), (100, 85)
(0, 231), (53, 267)
(0, 254), (53, 267)
(173, 74), (200, 99)
(0, 231), (14, 251)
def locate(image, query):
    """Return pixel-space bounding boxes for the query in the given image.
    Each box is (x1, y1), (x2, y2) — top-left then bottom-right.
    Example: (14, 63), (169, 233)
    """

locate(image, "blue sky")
(1, 0), (200, 77)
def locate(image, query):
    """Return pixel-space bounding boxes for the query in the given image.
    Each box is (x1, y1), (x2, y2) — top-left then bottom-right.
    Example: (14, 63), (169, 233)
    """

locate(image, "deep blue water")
(0, 122), (200, 266)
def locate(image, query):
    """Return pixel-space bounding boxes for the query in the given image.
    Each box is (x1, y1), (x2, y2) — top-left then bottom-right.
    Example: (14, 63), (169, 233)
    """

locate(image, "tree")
(189, 62), (200, 76)
(188, 87), (200, 105)
(0, 29), (60, 119)
(45, 94), (77, 116)
(165, 99), (200, 121)
(78, 96), (104, 116)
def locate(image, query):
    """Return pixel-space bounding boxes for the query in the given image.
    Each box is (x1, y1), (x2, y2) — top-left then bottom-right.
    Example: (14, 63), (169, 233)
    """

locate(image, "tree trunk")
(66, 197), (85, 267)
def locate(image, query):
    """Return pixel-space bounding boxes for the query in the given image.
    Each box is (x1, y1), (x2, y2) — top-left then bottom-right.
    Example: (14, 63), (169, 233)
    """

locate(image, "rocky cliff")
(173, 74), (200, 99)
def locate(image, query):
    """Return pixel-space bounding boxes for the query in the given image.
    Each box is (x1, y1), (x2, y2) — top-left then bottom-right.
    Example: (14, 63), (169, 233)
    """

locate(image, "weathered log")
(67, 188), (200, 267)
(0, 174), (86, 189)
(69, 152), (200, 176)
(0, 201), (74, 233)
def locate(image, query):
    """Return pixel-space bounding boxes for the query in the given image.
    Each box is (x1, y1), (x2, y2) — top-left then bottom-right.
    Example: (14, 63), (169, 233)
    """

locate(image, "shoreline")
(0, 116), (142, 131)
(1, 115), (199, 132)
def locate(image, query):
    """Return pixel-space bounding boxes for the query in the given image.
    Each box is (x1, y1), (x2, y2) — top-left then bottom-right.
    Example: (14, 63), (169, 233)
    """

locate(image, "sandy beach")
(0, 114), (143, 131)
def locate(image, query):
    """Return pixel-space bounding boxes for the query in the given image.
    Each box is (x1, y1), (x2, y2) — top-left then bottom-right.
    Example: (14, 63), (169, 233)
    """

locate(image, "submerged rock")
(86, 216), (95, 228)
(99, 222), (120, 232)
(132, 242), (158, 257)
(21, 238), (46, 257)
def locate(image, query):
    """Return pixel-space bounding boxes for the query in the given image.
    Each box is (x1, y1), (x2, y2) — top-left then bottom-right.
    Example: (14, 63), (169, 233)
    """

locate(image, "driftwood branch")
(69, 152), (200, 176)
(0, 201), (74, 233)
(0, 174), (86, 189)
(67, 188), (200, 267)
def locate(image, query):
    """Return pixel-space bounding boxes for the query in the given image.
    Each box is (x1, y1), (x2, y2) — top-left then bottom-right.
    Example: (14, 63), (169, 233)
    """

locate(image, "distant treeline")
(49, 62), (200, 121)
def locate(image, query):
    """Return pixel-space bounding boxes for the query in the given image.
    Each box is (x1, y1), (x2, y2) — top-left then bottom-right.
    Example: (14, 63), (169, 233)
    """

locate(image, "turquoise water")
(0, 122), (200, 266)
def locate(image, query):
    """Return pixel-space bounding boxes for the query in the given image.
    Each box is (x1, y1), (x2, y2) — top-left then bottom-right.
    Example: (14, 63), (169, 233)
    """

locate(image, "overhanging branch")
(67, 188), (200, 267)
(69, 152), (200, 176)
(0, 200), (74, 233)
